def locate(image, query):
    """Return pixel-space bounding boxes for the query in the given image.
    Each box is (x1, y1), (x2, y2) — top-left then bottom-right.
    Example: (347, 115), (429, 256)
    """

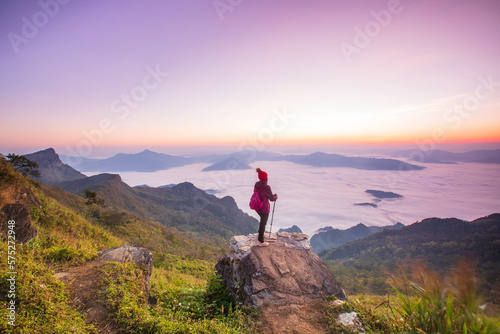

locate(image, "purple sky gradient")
(1, 0), (499, 157)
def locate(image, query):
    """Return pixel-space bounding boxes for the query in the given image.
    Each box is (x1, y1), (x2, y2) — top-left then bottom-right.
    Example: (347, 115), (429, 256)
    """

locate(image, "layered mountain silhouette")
(202, 157), (252, 172)
(203, 151), (425, 171)
(391, 149), (500, 164)
(277, 152), (424, 170)
(61, 149), (190, 172)
(24, 148), (87, 185)
(58, 148), (500, 174)
(61, 149), (425, 172)
(311, 222), (404, 254)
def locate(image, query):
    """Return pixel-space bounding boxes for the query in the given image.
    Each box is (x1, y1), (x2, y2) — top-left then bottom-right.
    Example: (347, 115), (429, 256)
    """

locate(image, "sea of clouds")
(87, 160), (500, 237)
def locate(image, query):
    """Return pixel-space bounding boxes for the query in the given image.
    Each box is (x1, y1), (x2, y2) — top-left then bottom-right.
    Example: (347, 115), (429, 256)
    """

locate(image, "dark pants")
(257, 212), (269, 243)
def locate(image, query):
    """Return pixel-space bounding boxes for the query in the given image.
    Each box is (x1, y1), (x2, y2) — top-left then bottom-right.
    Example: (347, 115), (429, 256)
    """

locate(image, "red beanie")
(256, 168), (268, 181)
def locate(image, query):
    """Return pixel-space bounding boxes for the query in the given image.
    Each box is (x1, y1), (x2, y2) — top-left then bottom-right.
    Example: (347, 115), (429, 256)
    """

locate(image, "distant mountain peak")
(139, 149), (158, 155)
(24, 148), (86, 185)
(93, 173), (122, 182)
(41, 147), (57, 154)
(174, 182), (195, 189)
(27, 147), (59, 159)
(277, 225), (303, 233)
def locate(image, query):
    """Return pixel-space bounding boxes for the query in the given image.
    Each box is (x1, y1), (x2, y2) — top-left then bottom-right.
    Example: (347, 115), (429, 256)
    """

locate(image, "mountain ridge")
(58, 174), (258, 240)
(61, 148), (426, 172)
(318, 214), (500, 303)
(311, 222), (404, 253)
(24, 147), (87, 184)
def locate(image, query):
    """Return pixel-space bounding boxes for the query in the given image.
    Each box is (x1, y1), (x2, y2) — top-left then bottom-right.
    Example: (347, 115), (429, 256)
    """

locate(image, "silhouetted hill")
(311, 222), (404, 254)
(319, 214), (500, 303)
(354, 202), (378, 208)
(365, 189), (403, 199)
(200, 150), (283, 171)
(63, 149), (191, 172)
(277, 225), (303, 233)
(202, 157), (252, 172)
(58, 175), (258, 239)
(24, 148), (87, 185)
(279, 152), (424, 171)
(391, 149), (500, 164)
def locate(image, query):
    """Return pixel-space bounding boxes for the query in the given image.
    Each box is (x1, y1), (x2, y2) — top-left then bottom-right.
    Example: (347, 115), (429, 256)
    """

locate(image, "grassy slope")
(0, 159), (256, 333)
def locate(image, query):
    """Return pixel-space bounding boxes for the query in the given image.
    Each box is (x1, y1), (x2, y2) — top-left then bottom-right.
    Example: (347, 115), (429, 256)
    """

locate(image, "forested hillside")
(57, 173), (258, 240)
(320, 215), (500, 306)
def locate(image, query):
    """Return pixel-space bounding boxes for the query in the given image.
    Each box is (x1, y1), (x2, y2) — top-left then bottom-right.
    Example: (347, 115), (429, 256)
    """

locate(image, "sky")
(1, 0), (500, 158)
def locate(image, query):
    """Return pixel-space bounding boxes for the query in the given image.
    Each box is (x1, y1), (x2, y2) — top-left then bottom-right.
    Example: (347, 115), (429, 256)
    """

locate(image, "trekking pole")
(268, 200), (276, 239)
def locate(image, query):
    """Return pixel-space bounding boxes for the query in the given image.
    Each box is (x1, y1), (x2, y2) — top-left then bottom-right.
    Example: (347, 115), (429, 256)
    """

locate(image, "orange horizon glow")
(4, 133), (500, 152)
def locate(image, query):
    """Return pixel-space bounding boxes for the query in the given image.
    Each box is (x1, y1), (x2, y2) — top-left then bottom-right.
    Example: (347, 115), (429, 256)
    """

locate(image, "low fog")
(88, 160), (500, 237)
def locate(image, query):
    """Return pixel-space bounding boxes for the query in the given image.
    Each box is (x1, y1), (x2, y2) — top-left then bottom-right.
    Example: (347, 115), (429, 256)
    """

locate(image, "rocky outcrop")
(216, 232), (347, 308)
(331, 300), (366, 333)
(0, 203), (38, 244)
(337, 311), (365, 333)
(15, 187), (42, 209)
(24, 147), (87, 185)
(98, 245), (154, 288)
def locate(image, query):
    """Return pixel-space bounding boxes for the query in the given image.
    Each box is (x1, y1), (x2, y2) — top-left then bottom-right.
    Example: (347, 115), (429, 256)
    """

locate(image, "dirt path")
(55, 259), (117, 333)
(256, 300), (332, 334)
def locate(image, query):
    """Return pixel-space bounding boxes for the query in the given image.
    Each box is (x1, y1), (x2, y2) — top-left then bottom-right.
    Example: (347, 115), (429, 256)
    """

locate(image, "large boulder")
(98, 244), (153, 283)
(216, 232), (347, 307)
(0, 203), (38, 244)
(98, 244), (155, 304)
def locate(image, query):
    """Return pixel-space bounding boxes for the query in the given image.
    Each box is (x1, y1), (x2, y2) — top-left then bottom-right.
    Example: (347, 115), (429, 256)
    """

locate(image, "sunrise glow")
(1, 0), (499, 156)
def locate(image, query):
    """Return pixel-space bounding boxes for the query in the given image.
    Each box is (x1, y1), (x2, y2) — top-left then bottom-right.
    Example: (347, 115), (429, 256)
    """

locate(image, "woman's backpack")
(249, 188), (264, 210)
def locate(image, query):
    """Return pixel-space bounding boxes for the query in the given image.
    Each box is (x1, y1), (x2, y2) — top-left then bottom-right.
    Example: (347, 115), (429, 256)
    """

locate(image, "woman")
(254, 168), (278, 246)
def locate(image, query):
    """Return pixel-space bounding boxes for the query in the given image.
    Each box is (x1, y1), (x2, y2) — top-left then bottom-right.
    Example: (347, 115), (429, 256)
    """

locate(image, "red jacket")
(254, 180), (277, 214)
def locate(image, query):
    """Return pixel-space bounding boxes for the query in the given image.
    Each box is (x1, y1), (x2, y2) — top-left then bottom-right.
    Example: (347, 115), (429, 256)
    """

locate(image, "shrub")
(390, 259), (500, 333)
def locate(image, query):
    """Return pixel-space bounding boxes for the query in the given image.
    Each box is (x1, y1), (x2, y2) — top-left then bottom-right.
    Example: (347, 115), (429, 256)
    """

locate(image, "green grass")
(389, 260), (500, 334)
(324, 260), (500, 334)
(100, 262), (257, 333)
(0, 240), (97, 333)
(0, 173), (119, 332)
